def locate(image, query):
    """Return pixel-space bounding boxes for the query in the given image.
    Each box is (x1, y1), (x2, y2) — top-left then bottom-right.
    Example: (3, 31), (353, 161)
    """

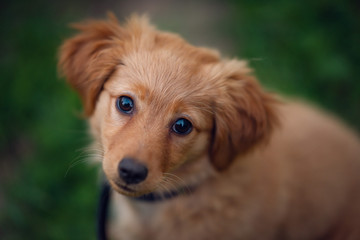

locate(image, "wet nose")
(118, 158), (148, 184)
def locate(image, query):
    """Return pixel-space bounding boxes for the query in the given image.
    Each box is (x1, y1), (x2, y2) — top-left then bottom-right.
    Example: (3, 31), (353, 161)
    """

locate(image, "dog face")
(90, 50), (216, 195)
(59, 14), (277, 196)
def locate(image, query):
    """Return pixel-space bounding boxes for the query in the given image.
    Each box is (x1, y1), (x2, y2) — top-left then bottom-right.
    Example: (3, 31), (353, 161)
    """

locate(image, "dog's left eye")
(116, 96), (134, 114)
(172, 118), (193, 135)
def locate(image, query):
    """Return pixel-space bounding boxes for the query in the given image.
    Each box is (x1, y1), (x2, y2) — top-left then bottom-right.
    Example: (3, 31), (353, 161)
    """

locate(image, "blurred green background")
(0, 0), (359, 239)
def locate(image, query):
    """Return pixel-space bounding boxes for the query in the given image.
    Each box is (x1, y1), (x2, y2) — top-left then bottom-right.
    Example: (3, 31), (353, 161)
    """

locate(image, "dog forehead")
(108, 50), (209, 99)
(124, 50), (197, 83)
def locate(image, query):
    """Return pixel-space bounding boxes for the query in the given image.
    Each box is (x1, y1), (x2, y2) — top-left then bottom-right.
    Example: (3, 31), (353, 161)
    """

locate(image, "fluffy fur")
(59, 14), (360, 240)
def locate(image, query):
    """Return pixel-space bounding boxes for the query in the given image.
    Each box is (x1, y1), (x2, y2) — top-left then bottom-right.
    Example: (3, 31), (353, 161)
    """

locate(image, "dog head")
(59, 14), (278, 196)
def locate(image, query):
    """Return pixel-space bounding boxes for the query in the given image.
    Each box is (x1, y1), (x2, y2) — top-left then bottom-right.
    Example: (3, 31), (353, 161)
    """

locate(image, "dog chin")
(108, 179), (155, 197)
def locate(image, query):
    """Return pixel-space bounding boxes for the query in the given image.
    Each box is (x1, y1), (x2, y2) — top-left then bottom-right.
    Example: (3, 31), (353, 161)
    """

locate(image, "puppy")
(59, 14), (360, 240)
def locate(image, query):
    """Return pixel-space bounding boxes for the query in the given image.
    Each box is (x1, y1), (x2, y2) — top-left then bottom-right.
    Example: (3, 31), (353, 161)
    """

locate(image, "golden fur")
(59, 14), (360, 240)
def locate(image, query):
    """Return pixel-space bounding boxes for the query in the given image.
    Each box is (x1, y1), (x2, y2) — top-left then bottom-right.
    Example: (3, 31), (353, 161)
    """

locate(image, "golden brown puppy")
(59, 14), (360, 240)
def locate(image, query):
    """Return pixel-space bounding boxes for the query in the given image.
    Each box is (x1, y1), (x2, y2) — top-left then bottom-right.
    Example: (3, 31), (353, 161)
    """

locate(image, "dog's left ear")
(209, 60), (279, 171)
(58, 14), (127, 116)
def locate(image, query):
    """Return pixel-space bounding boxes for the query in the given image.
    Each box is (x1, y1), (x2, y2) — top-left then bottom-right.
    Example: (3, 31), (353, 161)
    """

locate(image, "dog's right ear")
(208, 60), (279, 171)
(58, 14), (127, 116)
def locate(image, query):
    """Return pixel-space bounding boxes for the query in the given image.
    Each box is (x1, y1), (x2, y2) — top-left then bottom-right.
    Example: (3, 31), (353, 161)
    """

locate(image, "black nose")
(118, 158), (148, 184)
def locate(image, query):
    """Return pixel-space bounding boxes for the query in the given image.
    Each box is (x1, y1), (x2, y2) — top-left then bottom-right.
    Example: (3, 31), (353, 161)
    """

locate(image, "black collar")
(97, 181), (111, 240)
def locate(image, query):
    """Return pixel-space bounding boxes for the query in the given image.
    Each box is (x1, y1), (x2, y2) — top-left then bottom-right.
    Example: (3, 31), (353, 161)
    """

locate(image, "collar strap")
(133, 186), (195, 203)
(97, 181), (111, 240)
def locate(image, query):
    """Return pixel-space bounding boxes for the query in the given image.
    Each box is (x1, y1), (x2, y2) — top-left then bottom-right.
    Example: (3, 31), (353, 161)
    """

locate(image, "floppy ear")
(209, 60), (279, 171)
(58, 14), (127, 116)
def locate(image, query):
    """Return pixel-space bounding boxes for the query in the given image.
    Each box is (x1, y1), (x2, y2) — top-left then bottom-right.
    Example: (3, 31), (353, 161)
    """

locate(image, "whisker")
(158, 180), (173, 199)
(163, 173), (193, 195)
(64, 158), (90, 177)
(161, 176), (178, 192)
(163, 173), (184, 182)
(65, 144), (104, 177)
(163, 173), (189, 188)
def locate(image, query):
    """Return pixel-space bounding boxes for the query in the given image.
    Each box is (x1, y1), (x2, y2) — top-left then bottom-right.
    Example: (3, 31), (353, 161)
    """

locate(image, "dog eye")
(116, 96), (134, 114)
(172, 118), (193, 135)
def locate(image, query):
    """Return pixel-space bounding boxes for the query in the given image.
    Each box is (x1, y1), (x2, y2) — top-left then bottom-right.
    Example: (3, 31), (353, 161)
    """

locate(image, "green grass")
(0, 1), (99, 239)
(227, 0), (360, 128)
(0, 0), (359, 239)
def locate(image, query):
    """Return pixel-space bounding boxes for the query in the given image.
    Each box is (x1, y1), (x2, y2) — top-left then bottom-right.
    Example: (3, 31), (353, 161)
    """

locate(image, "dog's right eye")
(116, 96), (134, 114)
(172, 118), (193, 135)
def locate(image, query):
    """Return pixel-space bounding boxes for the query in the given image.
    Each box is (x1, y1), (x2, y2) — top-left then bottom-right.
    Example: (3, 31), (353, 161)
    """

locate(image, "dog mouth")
(118, 184), (136, 193)
(108, 175), (197, 200)
(112, 180), (136, 193)
(111, 177), (197, 201)
(110, 179), (151, 197)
